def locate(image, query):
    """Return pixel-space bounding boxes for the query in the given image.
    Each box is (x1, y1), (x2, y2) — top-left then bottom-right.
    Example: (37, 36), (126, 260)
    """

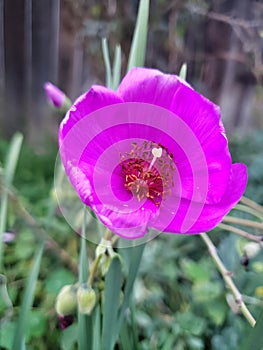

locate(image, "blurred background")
(1, 2), (263, 349)
(0, 0), (262, 145)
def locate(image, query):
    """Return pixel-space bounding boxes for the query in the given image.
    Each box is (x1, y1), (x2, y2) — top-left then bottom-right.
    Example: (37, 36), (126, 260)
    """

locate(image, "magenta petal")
(59, 85), (123, 141)
(170, 81), (232, 204)
(117, 67), (183, 109)
(58, 68), (248, 240)
(165, 163), (248, 234)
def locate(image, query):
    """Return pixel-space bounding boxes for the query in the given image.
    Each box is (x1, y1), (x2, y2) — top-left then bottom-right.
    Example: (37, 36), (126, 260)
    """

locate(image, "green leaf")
(0, 133), (23, 269)
(45, 268), (75, 295)
(0, 321), (16, 349)
(193, 281), (222, 302)
(12, 243), (44, 350)
(114, 244), (145, 344)
(92, 305), (101, 350)
(101, 256), (122, 350)
(60, 324), (78, 350)
(25, 310), (47, 340)
(78, 208), (92, 350)
(112, 44), (122, 90)
(127, 0), (149, 71)
(102, 38), (112, 89)
(240, 310), (263, 350)
(181, 259), (211, 282)
(177, 312), (207, 336)
(179, 63), (187, 80)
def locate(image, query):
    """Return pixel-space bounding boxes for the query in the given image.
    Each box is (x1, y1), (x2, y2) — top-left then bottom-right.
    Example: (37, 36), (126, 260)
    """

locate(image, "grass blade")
(12, 243), (44, 350)
(127, 0), (149, 71)
(179, 63), (187, 80)
(0, 133), (23, 270)
(102, 38), (112, 89)
(114, 244), (145, 345)
(101, 256), (122, 350)
(92, 305), (101, 350)
(78, 207), (92, 350)
(112, 44), (122, 90)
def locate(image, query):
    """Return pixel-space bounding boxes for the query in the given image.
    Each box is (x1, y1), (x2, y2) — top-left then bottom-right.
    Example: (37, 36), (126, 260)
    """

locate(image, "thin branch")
(240, 196), (263, 216)
(223, 216), (263, 230)
(200, 232), (256, 327)
(218, 223), (263, 246)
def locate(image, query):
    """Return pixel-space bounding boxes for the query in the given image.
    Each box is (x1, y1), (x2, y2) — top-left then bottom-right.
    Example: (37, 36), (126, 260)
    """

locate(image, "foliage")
(0, 129), (263, 349)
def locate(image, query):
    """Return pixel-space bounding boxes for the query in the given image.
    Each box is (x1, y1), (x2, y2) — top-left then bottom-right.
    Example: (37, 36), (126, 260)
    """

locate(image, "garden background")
(0, 0), (263, 349)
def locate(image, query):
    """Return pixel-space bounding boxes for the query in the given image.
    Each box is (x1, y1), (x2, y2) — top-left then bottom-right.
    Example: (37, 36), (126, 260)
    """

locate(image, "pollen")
(120, 141), (175, 206)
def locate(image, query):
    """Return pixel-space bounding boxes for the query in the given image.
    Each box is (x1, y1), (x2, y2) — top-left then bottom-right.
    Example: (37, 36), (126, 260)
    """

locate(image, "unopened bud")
(77, 284), (96, 315)
(44, 82), (71, 112)
(55, 285), (77, 317)
(244, 242), (260, 259)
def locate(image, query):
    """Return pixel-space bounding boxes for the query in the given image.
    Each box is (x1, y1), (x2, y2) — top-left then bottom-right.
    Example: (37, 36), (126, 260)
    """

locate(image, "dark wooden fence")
(0, 0), (262, 145)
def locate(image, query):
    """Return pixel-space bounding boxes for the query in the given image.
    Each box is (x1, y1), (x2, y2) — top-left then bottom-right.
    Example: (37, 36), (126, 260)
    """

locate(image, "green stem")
(218, 223), (263, 245)
(241, 196), (263, 215)
(233, 204), (263, 221)
(223, 216), (263, 230)
(200, 232), (256, 327)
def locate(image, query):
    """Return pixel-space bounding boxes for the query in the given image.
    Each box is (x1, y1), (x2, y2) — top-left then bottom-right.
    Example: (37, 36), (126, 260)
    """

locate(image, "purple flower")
(44, 82), (66, 108)
(2, 232), (15, 242)
(58, 68), (247, 239)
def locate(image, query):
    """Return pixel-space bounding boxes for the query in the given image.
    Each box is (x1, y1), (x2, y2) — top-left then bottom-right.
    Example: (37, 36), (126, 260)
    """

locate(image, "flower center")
(120, 141), (175, 206)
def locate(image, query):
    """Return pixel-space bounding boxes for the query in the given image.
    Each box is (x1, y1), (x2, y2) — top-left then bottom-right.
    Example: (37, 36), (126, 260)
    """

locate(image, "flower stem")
(87, 255), (101, 287)
(241, 196), (263, 215)
(222, 216), (263, 230)
(233, 204), (263, 221)
(200, 232), (256, 327)
(218, 223), (263, 245)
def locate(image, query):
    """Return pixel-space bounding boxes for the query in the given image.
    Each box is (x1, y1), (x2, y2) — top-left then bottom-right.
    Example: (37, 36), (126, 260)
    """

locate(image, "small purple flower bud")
(44, 82), (65, 108)
(2, 232), (15, 243)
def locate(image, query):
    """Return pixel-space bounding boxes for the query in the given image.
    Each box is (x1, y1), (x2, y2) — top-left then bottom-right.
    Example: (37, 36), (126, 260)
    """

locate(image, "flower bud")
(244, 242), (260, 259)
(44, 82), (71, 112)
(77, 284), (96, 315)
(55, 285), (77, 317)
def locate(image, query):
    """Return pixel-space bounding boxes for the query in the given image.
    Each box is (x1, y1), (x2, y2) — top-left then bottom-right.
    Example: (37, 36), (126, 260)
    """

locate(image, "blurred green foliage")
(0, 130), (263, 349)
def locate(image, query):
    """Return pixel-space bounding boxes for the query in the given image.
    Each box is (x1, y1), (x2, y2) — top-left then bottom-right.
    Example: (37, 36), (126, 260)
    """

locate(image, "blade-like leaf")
(240, 311), (263, 350)
(102, 38), (112, 89)
(112, 44), (122, 90)
(101, 256), (122, 350)
(113, 244), (145, 345)
(0, 133), (23, 269)
(92, 305), (101, 350)
(12, 243), (44, 350)
(78, 207), (92, 350)
(179, 63), (187, 81)
(127, 0), (150, 71)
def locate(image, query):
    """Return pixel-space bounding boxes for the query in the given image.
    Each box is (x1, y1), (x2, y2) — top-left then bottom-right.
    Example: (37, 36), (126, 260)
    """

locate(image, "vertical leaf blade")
(101, 256), (122, 350)
(112, 44), (122, 90)
(0, 133), (23, 270)
(12, 243), (44, 350)
(113, 244), (145, 345)
(127, 0), (150, 71)
(78, 207), (92, 350)
(102, 38), (112, 89)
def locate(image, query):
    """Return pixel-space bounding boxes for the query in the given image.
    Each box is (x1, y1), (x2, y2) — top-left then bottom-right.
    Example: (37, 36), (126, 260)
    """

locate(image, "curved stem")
(223, 216), (263, 230)
(218, 223), (263, 245)
(241, 196), (263, 215)
(233, 204), (263, 221)
(200, 232), (256, 327)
